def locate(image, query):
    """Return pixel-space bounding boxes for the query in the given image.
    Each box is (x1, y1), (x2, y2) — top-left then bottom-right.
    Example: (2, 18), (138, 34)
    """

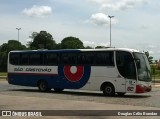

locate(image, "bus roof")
(9, 48), (141, 53)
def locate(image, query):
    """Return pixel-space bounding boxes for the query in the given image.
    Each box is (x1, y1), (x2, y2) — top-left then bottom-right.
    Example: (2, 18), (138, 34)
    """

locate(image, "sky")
(0, 0), (160, 60)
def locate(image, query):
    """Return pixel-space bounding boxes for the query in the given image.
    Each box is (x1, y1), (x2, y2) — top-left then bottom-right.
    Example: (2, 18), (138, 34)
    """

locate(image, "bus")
(7, 48), (152, 96)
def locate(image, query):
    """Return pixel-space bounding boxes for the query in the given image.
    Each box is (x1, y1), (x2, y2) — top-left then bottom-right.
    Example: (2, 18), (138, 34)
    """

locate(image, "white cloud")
(83, 40), (110, 47)
(158, 51), (160, 54)
(87, 0), (149, 11)
(87, 0), (108, 4)
(147, 45), (157, 49)
(149, 50), (154, 55)
(140, 24), (149, 29)
(90, 13), (109, 25)
(100, 1), (133, 11)
(23, 5), (52, 18)
(89, 13), (118, 26)
(83, 41), (95, 47)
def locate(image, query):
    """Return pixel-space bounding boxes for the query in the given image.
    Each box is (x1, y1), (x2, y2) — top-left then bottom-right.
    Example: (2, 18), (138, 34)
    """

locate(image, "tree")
(56, 43), (62, 49)
(61, 36), (84, 49)
(0, 40), (26, 52)
(0, 52), (7, 72)
(95, 46), (106, 49)
(29, 31), (57, 50)
(145, 51), (153, 64)
(0, 40), (26, 72)
(84, 46), (93, 49)
(155, 60), (158, 64)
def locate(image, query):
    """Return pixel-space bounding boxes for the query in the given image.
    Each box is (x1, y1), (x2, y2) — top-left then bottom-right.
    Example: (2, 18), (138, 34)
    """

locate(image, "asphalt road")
(0, 81), (160, 119)
(0, 81), (160, 108)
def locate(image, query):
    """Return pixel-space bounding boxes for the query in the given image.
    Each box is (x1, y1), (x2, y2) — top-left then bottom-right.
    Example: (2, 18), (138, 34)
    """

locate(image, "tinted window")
(20, 54), (29, 65)
(44, 53), (58, 65)
(9, 51), (114, 66)
(95, 51), (114, 66)
(29, 53), (42, 65)
(77, 52), (94, 65)
(116, 51), (136, 79)
(60, 53), (77, 65)
(10, 53), (20, 65)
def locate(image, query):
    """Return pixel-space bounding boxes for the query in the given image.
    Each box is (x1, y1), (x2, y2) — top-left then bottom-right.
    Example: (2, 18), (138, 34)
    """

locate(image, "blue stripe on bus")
(8, 73), (58, 87)
(8, 65), (91, 89)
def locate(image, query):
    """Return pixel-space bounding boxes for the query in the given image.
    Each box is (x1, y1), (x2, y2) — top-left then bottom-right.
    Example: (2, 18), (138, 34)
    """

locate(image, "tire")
(38, 80), (51, 92)
(102, 84), (115, 96)
(54, 88), (64, 92)
(117, 92), (126, 96)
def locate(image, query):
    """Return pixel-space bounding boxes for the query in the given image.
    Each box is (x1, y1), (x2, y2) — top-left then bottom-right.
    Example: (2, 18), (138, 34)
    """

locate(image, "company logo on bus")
(64, 66), (84, 82)
(58, 65), (91, 88)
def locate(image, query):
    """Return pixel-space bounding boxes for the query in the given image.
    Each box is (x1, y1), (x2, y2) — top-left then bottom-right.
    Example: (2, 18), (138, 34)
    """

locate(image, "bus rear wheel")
(102, 84), (115, 96)
(38, 80), (51, 92)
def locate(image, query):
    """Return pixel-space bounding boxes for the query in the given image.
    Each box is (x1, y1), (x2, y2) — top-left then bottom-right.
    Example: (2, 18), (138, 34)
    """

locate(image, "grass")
(0, 72), (7, 81)
(152, 76), (160, 79)
(0, 72), (7, 76)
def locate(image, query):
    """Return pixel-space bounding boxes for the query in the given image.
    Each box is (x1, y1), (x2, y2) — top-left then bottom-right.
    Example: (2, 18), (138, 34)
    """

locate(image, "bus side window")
(77, 52), (94, 65)
(45, 53), (58, 65)
(29, 53), (41, 65)
(60, 53), (77, 65)
(86, 52), (95, 65)
(61, 53), (69, 64)
(77, 53), (84, 65)
(68, 53), (77, 65)
(10, 53), (20, 65)
(20, 54), (29, 65)
(95, 51), (114, 66)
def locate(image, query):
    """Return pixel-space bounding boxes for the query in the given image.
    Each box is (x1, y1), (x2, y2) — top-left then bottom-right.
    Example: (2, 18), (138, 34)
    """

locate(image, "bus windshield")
(134, 53), (152, 82)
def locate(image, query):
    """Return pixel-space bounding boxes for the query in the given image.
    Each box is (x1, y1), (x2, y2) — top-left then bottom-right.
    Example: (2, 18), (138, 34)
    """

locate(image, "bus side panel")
(7, 65), (59, 87)
(8, 65), (92, 89)
(81, 66), (121, 91)
(8, 73), (58, 87)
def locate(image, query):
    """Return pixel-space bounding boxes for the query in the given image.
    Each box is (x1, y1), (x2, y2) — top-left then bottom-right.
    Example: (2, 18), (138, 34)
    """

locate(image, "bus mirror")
(136, 59), (140, 69)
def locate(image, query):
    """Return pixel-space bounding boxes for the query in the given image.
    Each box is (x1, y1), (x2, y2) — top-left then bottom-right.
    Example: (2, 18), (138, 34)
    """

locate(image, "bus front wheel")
(38, 80), (51, 92)
(102, 84), (115, 96)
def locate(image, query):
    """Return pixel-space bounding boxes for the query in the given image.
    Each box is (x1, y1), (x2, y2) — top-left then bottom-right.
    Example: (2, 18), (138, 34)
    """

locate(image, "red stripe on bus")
(8, 72), (58, 76)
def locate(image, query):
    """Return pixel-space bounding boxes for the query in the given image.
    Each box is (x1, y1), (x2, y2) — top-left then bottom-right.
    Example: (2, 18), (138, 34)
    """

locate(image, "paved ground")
(0, 80), (160, 119)
(0, 93), (160, 119)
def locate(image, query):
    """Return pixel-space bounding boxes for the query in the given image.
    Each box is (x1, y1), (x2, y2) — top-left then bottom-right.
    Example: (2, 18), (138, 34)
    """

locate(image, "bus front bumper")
(136, 84), (152, 93)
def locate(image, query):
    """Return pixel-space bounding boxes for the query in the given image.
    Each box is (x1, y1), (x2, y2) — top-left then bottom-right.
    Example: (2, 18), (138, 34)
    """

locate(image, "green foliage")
(151, 64), (160, 79)
(0, 72), (7, 76)
(61, 36), (84, 49)
(29, 31), (57, 50)
(0, 52), (7, 71)
(0, 40), (26, 52)
(144, 51), (153, 64)
(0, 40), (26, 72)
(95, 46), (106, 49)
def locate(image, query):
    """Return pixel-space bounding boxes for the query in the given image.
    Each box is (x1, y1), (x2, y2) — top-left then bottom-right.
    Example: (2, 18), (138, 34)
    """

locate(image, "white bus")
(7, 48), (152, 96)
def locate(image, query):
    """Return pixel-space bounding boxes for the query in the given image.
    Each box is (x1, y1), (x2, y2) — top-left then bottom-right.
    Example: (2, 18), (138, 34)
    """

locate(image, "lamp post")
(16, 28), (21, 42)
(108, 15), (114, 47)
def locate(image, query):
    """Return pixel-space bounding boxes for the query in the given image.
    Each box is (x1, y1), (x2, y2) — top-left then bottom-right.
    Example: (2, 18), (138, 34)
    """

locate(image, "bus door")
(116, 51), (137, 93)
